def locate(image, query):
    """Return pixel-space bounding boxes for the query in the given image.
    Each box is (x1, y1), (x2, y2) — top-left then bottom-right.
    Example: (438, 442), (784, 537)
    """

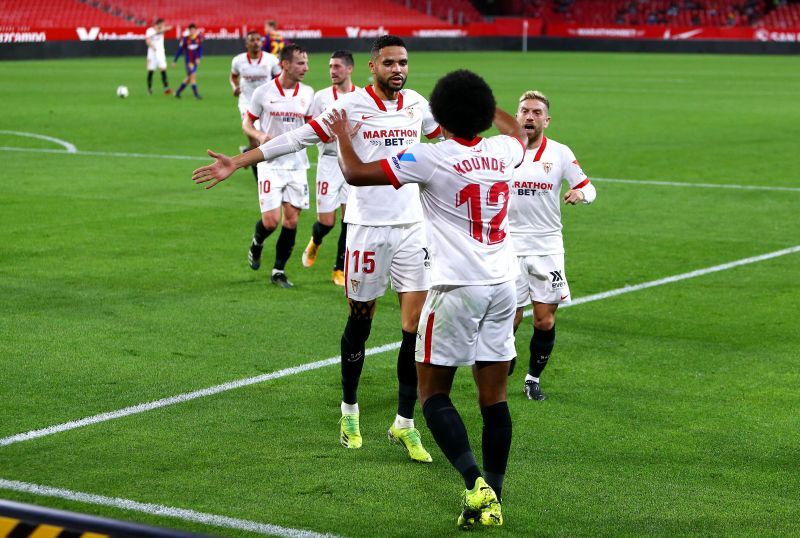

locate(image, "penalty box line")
(1, 145), (799, 193)
(0, 479), (340, 538)
(1, 245), (798, 449)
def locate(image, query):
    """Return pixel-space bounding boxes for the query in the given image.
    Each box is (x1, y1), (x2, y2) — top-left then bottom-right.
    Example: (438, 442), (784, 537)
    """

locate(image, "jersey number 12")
(456, 182), (509, 244)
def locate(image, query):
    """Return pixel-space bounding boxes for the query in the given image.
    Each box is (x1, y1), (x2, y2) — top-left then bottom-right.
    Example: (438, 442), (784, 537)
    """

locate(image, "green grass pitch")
(1, 49), (799, 537)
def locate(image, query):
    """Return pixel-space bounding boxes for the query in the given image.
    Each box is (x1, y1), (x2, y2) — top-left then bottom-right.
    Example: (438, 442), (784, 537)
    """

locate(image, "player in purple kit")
(323, 70), (526, 529)
(173, 24), (203, 100)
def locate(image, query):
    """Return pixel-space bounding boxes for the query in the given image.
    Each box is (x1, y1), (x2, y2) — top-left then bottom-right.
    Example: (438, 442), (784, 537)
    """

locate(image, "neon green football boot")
(388, 424), (433, 463)
(457, 477), (498, 530)
(479, 499), (503, 527)
(339, 413), (362, 449)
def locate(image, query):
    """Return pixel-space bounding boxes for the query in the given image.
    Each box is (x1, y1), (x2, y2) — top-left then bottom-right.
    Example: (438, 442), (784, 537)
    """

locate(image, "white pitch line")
(592, 177), (800, 193)
(0, 146), (206, 161)
(1, 144), (798, 193)
(0, 479), (340, 538)
(0, 341), (399, 448)
(0, 131), (76, 153)
(523, 244), (800, 317)
(2, 246), (797, 449)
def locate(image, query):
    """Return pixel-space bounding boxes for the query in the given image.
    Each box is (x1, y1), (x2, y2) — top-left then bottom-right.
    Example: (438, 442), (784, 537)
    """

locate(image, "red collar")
(532, 136), (547, 162)
(452, 136), (482, 147)
(275, 77), (300, 97)
(365, 85), (403, 111)
(332, 84), (357, 101)
(247, 51), (263, 65)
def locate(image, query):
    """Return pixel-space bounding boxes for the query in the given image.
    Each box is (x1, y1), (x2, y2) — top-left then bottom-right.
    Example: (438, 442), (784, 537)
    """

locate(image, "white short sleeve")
(380, 143), (434, 189)
(247, 85), (265, 119)
(562, 146), (589, 188)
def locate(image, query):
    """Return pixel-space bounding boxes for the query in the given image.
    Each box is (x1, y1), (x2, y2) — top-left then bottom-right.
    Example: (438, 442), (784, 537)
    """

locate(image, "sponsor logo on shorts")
(560, 294), (569, 301)
(550, 270), (566, 290)
(422, 247), (431, 269)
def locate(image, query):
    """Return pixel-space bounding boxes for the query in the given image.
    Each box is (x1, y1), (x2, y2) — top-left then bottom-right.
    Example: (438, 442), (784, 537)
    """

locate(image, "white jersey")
(145, 27), (165, 54)
(248, 78), (314, 170)
(382, 135), (525, 286)
(231, 52), (281, 110)
(310, 84), (357, 157)
(308, 85), (441, 226)
(508, 136), (592, 255)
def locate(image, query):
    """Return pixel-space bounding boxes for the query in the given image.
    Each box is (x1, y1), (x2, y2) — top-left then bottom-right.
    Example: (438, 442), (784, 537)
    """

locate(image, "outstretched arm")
(191, 148), (264, 189)
(323, 109), (389, 186)
(493, 107), (526, 141)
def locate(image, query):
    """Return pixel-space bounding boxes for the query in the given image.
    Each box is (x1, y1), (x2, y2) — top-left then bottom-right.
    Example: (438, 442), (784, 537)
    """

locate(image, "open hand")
(322, 109), (353, 140)
(192, 150), (236, 189)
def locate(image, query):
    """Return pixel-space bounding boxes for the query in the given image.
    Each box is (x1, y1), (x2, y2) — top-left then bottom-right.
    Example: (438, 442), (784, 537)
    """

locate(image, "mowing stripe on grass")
(2, 245), (797, 449)
(0, 479), (340, 538)
(2, 141), (800, 194)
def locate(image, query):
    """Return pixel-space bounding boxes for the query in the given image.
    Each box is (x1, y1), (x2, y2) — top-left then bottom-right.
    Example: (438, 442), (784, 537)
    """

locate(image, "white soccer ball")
(116, 85), (129, 98)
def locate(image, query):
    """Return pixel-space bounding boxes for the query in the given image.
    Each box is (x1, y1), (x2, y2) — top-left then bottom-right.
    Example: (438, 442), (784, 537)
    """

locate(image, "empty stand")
(0, 0), (130, 28)
(99, 0), (450, 28)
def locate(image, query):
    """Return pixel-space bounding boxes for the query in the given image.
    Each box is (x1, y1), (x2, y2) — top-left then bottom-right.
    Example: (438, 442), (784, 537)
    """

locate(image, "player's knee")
(534, 314), (555, 331)
(342, 315), (372, 348)
(261, 213), (279, 230)
(318, 212), (335, 227)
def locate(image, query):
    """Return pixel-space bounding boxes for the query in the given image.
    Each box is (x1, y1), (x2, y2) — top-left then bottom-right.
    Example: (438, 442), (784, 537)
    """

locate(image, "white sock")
(525, 375), (540, 383)
(341, 402), (359, 415)
(271, 268), (284, 276)
(393, 415), (414, 429)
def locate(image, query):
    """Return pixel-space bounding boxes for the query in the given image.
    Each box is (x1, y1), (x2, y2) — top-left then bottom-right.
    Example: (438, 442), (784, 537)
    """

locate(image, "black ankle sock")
(423, 393), (481, 489)
(312, 221), (334, 245)
(335, 221), (347, 271)
(341, 316), (372, 404)
(481, 401), (512, 500)
(396, 330), (418, 419)
(160, 70), (169, 88)
(273, 227), (297, 271)
(529, 326), (556, 378)
(253, 220), (273, 245)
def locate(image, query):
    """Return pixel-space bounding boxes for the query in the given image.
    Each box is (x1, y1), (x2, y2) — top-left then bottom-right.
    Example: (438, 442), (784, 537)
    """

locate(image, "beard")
(375, 73), (406, 93)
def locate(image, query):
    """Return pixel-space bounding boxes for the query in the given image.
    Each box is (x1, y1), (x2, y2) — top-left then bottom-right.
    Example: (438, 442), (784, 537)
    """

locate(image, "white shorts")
(515, 253), (571, 307)
(239, 103), (260, 131)
(146, 49), (167, 70)
(315, 154), (350, 214)
(416, 281), (516, 367)
(344, 222), (430, 302)
(256, 166), (309, 213)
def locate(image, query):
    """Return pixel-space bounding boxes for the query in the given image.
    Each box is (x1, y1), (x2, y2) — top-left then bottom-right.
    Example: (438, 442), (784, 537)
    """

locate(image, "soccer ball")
(116, 85), (129, 98)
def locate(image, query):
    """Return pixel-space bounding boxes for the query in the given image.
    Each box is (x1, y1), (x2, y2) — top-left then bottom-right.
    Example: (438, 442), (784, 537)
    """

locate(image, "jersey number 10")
(456, 182), (509, 244)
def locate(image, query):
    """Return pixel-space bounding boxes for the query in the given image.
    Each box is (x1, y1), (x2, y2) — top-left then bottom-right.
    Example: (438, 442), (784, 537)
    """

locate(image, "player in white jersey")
(231, 31), (282, 180)
(300, 50), (357, 287)
(322, 69), (526, 529)
(240, 44), (313, 288)
(192, 35), (441, 463)
(508, 90), (597, 401)
(145, 18), (172, 95)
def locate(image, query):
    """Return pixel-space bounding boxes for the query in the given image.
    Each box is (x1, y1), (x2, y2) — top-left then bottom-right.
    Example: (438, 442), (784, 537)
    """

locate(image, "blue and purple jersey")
(174, 33), (203, 68)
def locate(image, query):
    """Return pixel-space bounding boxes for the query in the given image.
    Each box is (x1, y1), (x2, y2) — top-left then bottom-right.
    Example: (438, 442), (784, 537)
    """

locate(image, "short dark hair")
(370, 35), (406, 58)
(280, 43), (306, 63)
(155, 18), (164, 24)
(246, 30), (261, 39)
(429, 70), (496, 139)
(331, 50), (354, 67)
(188, 23), (197, 29)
